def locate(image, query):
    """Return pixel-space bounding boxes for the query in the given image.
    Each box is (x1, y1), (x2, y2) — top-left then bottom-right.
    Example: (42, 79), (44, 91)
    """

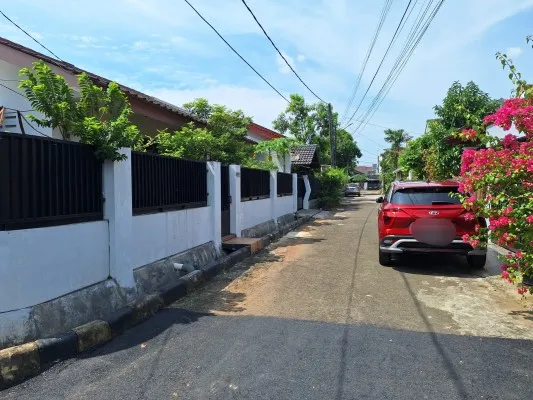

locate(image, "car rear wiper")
(432, 201), (455, 205)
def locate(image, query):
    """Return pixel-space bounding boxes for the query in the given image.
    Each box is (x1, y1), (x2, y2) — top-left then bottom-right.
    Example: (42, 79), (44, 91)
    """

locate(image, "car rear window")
(390, 187), (461, 205)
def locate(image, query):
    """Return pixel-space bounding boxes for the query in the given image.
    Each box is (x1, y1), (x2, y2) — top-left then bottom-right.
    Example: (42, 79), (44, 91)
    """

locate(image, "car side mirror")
(376, 196), (384, 203)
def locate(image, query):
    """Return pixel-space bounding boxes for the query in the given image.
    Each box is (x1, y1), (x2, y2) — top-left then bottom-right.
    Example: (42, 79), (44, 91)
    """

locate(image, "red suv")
(377, 180), (486, 268)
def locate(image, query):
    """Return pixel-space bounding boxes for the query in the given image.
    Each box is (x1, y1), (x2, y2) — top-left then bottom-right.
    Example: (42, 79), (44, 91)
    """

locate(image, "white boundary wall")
(0, 221), (109, 312)
(230, 167), (298, 236)
(1, 154), (310, 313)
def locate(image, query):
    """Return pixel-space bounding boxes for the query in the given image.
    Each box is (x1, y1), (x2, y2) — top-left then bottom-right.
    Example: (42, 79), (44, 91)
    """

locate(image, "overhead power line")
(344, 0), (415, 129)
(0, 10), (64, 62)
(341, 0), (393, 123)
(183, 0), (289, 103)
(240, 0), (327, 104)
(352, 0), (445, 136)
(0, 82), (25, 97)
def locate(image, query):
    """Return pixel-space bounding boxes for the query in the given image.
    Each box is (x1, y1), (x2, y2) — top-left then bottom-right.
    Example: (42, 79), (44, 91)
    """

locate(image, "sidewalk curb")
(0, 214), (314, 390)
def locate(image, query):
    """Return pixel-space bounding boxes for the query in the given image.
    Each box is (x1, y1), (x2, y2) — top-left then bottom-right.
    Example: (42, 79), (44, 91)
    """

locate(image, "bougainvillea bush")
(457, 37), (533, 295)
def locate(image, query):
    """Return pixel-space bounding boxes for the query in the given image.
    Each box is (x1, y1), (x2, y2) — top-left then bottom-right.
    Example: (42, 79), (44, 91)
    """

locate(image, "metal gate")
(297, 176), (305, 210)
(221, 165), (231, 236)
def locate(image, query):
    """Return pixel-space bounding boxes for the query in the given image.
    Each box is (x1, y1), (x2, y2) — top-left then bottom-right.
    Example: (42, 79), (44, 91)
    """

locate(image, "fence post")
(103, 148), (135, 290)
(270, 170), (278, 221)
(303, 175), (311, 210)
(229, 165), (242, 237)
(207, 161), (222, 248)
(292, 173), (298, 213)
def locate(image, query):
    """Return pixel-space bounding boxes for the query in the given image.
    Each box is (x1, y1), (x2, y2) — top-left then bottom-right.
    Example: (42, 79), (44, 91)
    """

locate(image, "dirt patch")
(417, 275), (533, 339)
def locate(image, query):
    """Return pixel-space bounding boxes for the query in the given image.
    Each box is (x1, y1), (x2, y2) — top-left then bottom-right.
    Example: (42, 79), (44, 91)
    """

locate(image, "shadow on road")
(391, 253), (499, 278)
(10, 314), (533, 399)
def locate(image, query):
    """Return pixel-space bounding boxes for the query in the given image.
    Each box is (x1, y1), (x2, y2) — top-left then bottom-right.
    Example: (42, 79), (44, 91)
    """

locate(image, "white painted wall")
(0, 221), (109, 312)
(240, 198), (272, 231)
(131, 207), (213, 269)
(275, 195), (295, 219)
(486, 123), (520, 141)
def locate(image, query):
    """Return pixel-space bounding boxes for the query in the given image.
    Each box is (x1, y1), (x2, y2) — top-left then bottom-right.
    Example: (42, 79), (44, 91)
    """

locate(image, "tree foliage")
(398, 81), (500, 181)
(19, 61), (140, 161)
(160, 98), (254, 164)
(457, 36), (533, 294)
(273, 94), (360, 170)
(254, 137), (300, 172)
(315, 167), (349, 209)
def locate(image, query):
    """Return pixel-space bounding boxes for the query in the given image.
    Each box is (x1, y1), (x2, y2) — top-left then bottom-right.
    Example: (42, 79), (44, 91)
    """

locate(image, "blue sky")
(1, 0), (532, 165)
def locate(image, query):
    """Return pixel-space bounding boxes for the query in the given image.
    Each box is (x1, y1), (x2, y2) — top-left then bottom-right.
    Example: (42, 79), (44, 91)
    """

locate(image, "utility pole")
(328, 103), (335, 167)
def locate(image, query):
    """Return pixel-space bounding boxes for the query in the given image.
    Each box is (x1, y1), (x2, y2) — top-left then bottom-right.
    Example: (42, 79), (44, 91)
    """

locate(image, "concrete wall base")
(308, 199), (319, 210)
(133, 241), (223, 295)
(0, 279), (130, 350)
(241, 212), (299, 238)
(0, 241), (224, 350)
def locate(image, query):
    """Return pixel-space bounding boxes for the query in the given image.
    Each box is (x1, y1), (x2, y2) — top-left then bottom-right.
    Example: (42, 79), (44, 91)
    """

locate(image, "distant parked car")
(345, 183), (361, 197)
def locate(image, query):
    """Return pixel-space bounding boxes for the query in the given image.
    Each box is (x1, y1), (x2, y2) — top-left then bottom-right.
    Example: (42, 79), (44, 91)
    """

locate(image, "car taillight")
(455, 210), (477, 230)
(382, 208), (414, 228)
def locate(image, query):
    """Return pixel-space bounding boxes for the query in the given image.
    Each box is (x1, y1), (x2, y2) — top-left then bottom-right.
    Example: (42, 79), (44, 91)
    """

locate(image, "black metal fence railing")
(241, 167), (270, 201)
(309, 176), (320, 200)
(0, 132), (103, 230)
(132, 152), (207, 215)
(277, 172), (293, 196)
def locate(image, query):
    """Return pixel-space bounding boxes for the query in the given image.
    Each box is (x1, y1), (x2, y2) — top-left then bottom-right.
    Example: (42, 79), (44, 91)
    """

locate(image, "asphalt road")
(3, 196), (533, 399)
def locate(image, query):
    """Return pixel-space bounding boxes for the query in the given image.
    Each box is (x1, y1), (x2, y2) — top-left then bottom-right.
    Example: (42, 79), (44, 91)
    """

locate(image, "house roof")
(0, 36), (206, 125)
(248, 123), (284, 140)
(355, 166), (374, 174)
(290, 144), (318, 165)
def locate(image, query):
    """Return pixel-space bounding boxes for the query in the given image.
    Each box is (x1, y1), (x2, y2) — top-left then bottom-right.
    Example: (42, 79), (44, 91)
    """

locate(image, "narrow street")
(3, 195), (533, 400)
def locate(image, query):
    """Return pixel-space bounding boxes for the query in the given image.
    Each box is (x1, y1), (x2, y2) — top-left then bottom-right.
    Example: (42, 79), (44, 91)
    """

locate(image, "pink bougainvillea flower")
(462, 234), (470, 243)
(463, 212), (475, 221)
(526, 215), (533, 224)
(501, 270), (510, 279)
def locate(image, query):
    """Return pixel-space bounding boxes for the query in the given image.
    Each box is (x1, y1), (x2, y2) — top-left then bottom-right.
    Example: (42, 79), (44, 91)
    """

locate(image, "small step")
(222, 234), (236, 242)
(222, 237), (264, 254)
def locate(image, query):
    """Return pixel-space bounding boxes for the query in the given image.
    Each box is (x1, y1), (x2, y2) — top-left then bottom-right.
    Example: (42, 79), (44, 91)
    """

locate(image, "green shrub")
(316, 168), (349, 209)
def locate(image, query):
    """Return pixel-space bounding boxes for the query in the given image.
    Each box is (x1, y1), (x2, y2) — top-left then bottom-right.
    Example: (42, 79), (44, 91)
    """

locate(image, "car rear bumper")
(379, 236), (486, 256)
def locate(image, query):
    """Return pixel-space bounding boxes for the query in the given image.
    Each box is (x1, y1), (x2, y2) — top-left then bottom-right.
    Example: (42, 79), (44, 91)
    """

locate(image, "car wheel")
(379, 248), (392, 266)
(467, 254), (486, 269)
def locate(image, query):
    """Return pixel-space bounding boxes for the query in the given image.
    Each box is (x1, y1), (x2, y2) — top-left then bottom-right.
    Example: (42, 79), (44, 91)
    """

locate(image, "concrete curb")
(0, 214), (314, 389)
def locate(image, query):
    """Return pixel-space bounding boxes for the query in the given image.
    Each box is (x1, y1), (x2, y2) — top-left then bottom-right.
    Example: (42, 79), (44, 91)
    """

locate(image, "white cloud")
(296, 54), (306, 62)
(147, 85), (287, 128)
(506, 47), (523, 57)
(276, 53), (295, 75)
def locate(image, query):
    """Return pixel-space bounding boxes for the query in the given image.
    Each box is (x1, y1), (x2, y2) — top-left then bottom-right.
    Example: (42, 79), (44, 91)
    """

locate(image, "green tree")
(273, 94), (361, 169)
(179, 98), (254, 164)
(19, 61), (140, 161)
(398, 81), (500, 180)
(272, 94), (315, 143)
(383, 128), (411, 170)
(254, 137), (300, 172)
(335, 128), (362, 173)
(398, 135), (429, 179)
(433, 81), (501, 130)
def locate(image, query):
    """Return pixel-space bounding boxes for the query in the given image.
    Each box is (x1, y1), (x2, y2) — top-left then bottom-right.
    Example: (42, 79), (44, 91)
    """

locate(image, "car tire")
(467, 254), (486, 269)
(379, 248), (392, 266)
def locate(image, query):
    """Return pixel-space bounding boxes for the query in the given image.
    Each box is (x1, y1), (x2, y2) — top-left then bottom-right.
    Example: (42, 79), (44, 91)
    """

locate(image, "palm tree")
(384, 129), (411, 169)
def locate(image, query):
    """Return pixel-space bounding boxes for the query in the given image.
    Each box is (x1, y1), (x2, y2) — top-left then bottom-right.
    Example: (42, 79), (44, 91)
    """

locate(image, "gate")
(297, 176), (305, 210)
(221, 165), (231, 236)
